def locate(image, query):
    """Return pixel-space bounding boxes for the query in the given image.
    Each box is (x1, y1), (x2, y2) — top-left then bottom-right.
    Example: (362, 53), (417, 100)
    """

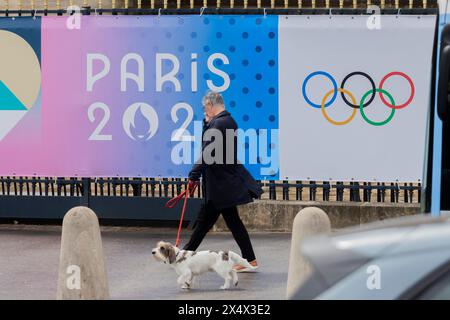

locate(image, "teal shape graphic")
(0, 80), (27, 110)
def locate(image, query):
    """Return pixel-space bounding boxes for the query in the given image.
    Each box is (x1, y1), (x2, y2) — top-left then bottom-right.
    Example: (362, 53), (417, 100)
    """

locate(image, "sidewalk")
(0, 225), (291, 300)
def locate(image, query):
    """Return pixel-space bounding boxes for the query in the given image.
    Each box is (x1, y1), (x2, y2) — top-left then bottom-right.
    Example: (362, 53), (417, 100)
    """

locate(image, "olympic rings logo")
(301, 71), (415, 126)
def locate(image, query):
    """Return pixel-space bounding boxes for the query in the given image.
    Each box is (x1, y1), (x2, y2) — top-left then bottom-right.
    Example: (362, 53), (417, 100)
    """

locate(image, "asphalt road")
(0, 225), (291, 300)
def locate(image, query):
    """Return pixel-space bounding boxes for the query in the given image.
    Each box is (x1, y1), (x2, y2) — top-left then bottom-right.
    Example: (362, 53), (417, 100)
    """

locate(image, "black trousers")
(183, 202), (256, 262)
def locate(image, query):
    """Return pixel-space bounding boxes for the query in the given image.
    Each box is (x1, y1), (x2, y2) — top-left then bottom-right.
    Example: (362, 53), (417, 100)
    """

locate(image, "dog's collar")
(175, 250), (188, 264)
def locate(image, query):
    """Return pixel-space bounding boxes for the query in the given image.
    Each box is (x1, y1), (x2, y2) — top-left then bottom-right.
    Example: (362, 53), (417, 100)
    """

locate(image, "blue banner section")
(150, 15), (280, 179)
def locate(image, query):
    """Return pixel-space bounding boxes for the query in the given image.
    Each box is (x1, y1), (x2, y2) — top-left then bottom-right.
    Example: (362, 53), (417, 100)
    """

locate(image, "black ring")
(340, 71), (376, 109)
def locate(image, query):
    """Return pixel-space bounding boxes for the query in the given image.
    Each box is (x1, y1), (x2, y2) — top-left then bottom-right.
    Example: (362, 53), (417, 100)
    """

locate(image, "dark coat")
(188, 110), (263, 210)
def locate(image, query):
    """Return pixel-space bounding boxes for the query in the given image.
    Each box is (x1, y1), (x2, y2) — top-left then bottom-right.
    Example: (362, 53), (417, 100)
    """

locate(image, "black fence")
(0, 176), (204, 223)
(0, 7), (439, 17)
(0, 176), (422, 221)
(266, 180), (421, 203)
(0, 176), (421, 202)
(0, 0), (440, 16)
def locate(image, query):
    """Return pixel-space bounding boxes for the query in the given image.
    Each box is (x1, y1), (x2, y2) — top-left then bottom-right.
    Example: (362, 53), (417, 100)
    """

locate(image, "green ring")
(359, 88), (396, 126)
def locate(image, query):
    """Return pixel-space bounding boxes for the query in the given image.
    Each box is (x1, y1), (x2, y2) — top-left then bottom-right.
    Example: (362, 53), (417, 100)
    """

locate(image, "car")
(291, 214), (450, 300)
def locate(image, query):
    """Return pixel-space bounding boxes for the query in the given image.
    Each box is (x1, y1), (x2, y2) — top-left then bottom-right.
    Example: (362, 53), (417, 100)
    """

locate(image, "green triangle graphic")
(0, 80), (27, 110)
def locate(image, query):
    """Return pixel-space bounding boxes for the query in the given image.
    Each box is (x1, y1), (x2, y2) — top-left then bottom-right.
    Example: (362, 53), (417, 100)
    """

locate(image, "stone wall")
(213, 200), (420, 232)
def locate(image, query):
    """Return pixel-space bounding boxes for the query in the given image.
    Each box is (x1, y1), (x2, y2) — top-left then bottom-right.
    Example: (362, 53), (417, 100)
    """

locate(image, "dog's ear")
(168, 246), (176, 264)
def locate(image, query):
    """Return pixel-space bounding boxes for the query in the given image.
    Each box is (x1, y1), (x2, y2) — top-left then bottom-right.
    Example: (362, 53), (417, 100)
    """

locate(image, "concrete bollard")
(57, 206), (110, 300)
(286, 207), (331, 299)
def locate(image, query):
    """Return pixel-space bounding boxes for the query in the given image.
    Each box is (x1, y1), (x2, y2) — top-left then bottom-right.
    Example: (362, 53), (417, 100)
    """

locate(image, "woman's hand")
(204, 113), (211, 123)
(188, 180), (199, 196)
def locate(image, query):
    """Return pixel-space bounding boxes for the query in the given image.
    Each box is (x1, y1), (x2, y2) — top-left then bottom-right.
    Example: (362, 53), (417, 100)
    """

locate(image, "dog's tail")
(228, 251), (255, 269)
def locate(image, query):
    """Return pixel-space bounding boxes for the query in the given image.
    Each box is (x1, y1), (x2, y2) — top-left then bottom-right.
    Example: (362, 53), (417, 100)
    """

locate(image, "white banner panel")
(279, 15), (436, 182)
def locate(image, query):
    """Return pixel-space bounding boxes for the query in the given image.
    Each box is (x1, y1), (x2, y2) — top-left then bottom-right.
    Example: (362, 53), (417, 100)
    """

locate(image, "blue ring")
(302, 71), (338, 109)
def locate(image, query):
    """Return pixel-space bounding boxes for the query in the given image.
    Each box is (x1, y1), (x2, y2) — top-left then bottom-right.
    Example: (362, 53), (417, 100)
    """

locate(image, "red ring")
(378, 72), (415, 109)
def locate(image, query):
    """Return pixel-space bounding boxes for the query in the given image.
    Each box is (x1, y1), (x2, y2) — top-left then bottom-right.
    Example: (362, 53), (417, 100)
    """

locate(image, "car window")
(417, 270), (450, 300)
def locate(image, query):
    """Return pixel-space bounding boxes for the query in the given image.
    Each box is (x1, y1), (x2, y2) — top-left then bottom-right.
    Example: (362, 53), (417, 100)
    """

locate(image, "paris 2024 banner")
(0, 14), (436, 181)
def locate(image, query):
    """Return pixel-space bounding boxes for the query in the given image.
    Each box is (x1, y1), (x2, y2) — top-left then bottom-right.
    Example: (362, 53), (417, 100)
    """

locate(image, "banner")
(278, 15), (435, 181)
(0, 15), (436, 181)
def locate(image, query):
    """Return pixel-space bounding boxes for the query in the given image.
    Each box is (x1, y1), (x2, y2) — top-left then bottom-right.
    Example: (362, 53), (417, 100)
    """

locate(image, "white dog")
(152, 241), (255, 290)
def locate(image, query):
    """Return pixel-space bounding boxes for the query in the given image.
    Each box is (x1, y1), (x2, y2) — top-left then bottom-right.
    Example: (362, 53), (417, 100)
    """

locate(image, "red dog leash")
(165, 183), (198, 247)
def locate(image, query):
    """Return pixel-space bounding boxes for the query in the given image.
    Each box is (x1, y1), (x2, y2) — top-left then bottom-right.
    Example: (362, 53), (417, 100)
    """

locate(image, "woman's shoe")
(233, 260), (258, 273)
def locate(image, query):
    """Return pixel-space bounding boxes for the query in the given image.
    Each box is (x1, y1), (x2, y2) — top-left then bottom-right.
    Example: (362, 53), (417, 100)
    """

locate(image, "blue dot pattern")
(194, 16), (279, 179)
(111, 15), (279, 179)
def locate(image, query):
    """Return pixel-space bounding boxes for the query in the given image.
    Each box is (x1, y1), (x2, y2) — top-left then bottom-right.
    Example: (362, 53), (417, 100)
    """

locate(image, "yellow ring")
(321, 88), (357, 126)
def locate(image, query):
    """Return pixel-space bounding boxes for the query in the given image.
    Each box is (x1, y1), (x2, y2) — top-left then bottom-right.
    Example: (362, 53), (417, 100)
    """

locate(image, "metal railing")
(0, 0), (439, 14)
(0, 176), (421, 203)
